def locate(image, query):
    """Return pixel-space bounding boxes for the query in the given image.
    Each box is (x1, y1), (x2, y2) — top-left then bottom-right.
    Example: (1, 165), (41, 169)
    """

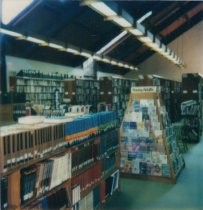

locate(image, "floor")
(103, 140), (203, 210)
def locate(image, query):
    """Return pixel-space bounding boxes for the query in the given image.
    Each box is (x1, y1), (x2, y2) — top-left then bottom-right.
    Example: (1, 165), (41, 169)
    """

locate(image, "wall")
(6, 55), (127, 90)
(125, 20), (203, 81)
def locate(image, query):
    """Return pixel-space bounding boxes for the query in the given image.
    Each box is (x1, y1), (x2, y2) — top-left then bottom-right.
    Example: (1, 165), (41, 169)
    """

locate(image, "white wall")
(125, 20), (203, 81)
(6, 55), (128, 88)
(6, 55), (84, 76)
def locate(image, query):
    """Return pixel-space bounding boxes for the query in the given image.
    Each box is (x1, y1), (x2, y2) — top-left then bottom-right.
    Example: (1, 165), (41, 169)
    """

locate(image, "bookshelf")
(139, 75), (182, 123)
(10, 76), (64, 106)
(0, 111), (119, 210)
(99, 77), (138, 124)
(120, 86), (184, 183)
(181, 73), (203, 143)
(64, 79), (99, 112)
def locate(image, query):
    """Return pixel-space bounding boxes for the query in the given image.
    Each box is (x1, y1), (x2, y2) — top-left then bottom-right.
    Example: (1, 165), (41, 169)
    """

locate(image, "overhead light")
(111, 60), (118, 65)
(128, 28), (143, 36)
(0, 28), (24, 38)
(80, 51), (92, 58)
(102, 57), (111, 63)
(26, 36), (48, 45)
(48, 43), (64, 50)
(66, 47), (80, 55)
(118, 62), (124, 67)
(137, 11), (152, 24)
(124, 64), (129, 68)
(85, 1), (185, 68)
(87, 1), (117, 17)
(96, 31), (127, 54)
(93, 54), (102, 61)
(0, 26), (138, 71)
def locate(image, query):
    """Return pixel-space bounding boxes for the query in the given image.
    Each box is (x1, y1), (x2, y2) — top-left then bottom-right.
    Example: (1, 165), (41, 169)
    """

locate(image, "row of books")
(0, 177), (8, 210)
(13, 104), (26, 121)
(71, 170), (119, 210)
(16, 86), (64, 93)
(17, 69), (65, 80)
(72, 185), (81, 205)
(102, 153), (116, 175)
(0, 123), (65, 173)
(65, 111), (117, 145)
(20, 152), (72, 203)
(72, 162), (101, 194)
(181, 100), (199, 115)
(29, 187), (71, 210)
(71, 143), (94, 173)
(95, 129), (119, 159)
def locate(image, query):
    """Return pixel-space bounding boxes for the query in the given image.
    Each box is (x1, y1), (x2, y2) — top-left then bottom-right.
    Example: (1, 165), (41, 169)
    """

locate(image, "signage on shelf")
(131, 86), (157, 93)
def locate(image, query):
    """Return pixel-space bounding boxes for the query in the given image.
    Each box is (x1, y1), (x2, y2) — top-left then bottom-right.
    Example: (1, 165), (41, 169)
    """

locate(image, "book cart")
(0, 112), (120, 210)
(120, 86), (184, 183)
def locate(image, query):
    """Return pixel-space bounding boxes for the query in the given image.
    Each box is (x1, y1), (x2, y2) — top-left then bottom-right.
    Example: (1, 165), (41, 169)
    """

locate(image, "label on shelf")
(131, 86), (157, 93)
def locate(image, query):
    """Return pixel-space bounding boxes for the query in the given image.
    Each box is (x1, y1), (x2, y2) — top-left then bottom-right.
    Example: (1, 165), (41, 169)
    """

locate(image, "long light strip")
(84, 0), (185, 68)
(0, 27), (138, 71)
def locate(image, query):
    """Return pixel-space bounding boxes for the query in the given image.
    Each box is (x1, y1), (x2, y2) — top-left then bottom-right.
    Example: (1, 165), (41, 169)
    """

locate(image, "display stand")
(120, 86), (184, 183)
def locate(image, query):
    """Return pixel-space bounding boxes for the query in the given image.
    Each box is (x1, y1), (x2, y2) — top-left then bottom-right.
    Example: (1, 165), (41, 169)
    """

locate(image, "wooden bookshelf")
(181, 73), (203, 143)
(99, 76), (138, 124)
(0, 112), (120, 210)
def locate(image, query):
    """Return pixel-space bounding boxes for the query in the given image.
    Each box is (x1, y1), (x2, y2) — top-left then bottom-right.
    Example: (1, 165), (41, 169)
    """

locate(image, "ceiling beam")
(153, 1), (201, 35)
(163, 11), (203, 44)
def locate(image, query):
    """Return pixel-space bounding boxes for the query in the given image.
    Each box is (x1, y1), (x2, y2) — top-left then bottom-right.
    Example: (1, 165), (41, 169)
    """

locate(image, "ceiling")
(1, 0), (203, 74)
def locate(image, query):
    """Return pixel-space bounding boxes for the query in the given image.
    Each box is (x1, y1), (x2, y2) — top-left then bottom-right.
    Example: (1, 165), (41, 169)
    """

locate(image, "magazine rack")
(120, 86), (184, 183)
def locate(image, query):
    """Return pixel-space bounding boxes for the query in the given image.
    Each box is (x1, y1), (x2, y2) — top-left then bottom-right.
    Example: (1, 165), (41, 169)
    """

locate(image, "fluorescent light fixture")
(0, 28), (24, 37)
(102, 57), (111, 63)
(81, 51), (92, 58)
(2, 0), (34, 24)
(128, 28), (143, 36)
(118, 62), (124, 67)
(138, 36), (153, 43)
(111, 60), (118, 65)
(124, 64), (129, 68)
(48, 43), (64, 50)
(26, 36), (48, 45)
(106, 15), (132, 28)
(89, 1), (117, 17)
(66, 47), (80, 55)
(96, 31), (127, 54)
(93, 54), (102, 61)
(137, 11), (152, 24)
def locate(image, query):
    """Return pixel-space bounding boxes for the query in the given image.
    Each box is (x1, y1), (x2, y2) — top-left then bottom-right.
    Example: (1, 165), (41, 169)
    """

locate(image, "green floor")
(103, 141), (203, 210)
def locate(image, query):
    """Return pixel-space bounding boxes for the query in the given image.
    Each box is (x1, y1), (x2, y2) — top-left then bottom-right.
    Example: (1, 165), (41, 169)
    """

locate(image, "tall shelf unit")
(120, 86), (184, 183)
(0, 112), (120, 210)
(64, 78), (99, 112)
(181, 73), (203, 143)
(139, 75), (182, 123)
(10, 76), (64, 106)
(99, 77), (138, 124)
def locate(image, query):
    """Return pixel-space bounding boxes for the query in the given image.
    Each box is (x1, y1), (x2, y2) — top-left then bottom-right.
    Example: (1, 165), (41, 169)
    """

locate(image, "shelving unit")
(0, 111), (119, 210)
(120, 86), (184, 183)
(139, 75), (182, 123)
(99, 77), (138, 124)
(181, 73), (203, 143)
(64, 79), (99, 112)
(10, 76), (64, 106)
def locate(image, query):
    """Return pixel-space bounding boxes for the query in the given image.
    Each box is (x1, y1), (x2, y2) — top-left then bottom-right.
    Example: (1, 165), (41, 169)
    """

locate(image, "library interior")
(0, 1), (203, 210)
